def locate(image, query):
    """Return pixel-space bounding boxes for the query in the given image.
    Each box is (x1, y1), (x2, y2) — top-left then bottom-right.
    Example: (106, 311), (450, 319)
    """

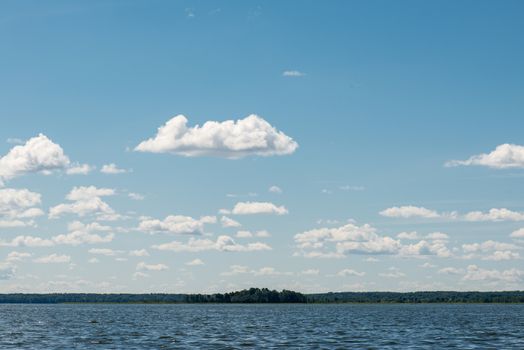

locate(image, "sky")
(0, 0), (524, 293)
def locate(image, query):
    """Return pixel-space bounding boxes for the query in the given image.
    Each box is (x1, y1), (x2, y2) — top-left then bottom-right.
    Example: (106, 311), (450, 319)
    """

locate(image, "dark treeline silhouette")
(307, 291), (524, 303)
(0, 289), (522, 304)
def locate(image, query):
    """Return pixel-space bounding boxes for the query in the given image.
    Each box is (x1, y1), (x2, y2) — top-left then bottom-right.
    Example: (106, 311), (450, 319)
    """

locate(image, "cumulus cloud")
(136, 262), (168, 271)
(138, 215), (216, 235)
(511, 228), (524, 238)
(231, 201), (288, 215)
(88, 248), (123, 256)
(152, 235), (271, 253)
(185, 258), (204, 266)
(380, 206), (440, 219)
(49, 186), (117, 219)
(129, 249), (149, 257)
(134, 115), (298, 158)
(464, 208), (524, 222)
(0, 134), (70, 185)
(34, 254), (71, 264)
(0, 188), (44, 227)
(446, 144), (524, 169)
(51, 221), (114, 246)
(463, 265), (524, 282)
(438, 267), (464, 275)
(294, 223), (452, 259)
(100, 163), (128, 174)
(397, 231), (419, 240)
(462, 240), (520, 261)
(337, 269), (365, 277)
(66, 163), (94, 175)
(6, 251), (32, 262)
(221, 216), (241, 228)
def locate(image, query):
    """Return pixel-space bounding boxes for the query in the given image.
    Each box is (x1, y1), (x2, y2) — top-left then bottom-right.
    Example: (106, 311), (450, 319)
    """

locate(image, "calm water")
(0, 304), (523, 349)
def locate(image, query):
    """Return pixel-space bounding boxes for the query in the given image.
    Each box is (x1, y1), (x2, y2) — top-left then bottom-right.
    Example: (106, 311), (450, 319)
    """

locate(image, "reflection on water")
(0, 304), (523, 349)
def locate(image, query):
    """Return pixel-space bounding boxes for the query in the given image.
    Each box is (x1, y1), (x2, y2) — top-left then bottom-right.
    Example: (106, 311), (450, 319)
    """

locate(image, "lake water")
(0, 304), (522, 349)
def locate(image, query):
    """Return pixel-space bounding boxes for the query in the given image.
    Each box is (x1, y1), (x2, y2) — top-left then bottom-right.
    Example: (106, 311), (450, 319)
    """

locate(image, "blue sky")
(1, 0), (523, 293)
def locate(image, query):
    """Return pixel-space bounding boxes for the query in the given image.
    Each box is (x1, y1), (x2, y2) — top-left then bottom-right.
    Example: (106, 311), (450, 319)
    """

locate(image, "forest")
(0, 289), (522, 304)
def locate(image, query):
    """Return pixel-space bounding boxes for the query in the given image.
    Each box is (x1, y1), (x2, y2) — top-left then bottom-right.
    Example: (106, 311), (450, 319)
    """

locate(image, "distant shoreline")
(0, 289), (523, 304)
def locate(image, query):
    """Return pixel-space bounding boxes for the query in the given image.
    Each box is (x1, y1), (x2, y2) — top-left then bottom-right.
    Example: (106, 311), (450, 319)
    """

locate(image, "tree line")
(0, 289), (522, 304)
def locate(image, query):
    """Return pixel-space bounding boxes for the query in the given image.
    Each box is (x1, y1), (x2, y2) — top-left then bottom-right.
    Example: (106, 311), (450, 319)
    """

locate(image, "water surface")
(0, 304), (522, 349)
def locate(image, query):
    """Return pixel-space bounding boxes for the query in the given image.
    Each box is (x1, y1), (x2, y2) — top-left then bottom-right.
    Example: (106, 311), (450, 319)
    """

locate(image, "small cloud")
(66, 163), (94, 175)
(269, 185), (282, 194)
(6, 138), (23, 145)
(185, 259), (204, 266)
(101, 163), (128, 174)
(339, 185), (365, 191)
(282, 70), (306, 77)
(128, 192), (145, 201)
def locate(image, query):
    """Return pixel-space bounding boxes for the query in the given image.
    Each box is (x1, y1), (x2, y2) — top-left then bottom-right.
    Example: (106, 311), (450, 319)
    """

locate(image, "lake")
(0, 304), (523, 349)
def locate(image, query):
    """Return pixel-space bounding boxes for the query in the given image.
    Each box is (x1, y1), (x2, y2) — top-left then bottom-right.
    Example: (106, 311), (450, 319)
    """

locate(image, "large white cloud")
(49, 186), (117, 219)
(0, 134), (74, 185)
(138, 215), (216, 235)
(134, 115), (298, 158)
(152, 235), (271, 253)
(230, 201), (288, 215)
(446, 144), (524, 169)
(294, 223), (452, 259)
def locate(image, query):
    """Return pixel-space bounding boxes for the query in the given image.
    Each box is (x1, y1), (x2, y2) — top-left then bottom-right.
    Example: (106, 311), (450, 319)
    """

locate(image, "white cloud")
(6, 251), (32, 262)
(463, 265), (524, 282)
(134, 115), (298, 158)
(136, 262), (168, 271)
(34, 254), (71, 264)
(100, 163), (128, 174)
(396, 231), (419, 240)
(380, 206), (440, 219)
(295, 223), (452, 259)
(88, 248), (123, 256)
(231, 201), (288, 215)
(220, 216), (241, 228)
(282, 70), (306, 77)
(379, 267), (405, 279)
(138, 215), (216, 235)
(129, 249), (149, 257)
(128, 193), (144, 201)
(236, 230), (270, 238)
(0, 134), (70, 185)
(446, 144), (524, 169)
(0, 235), (54, 247)
(185, 258), (204, 266)
(220, 265), (250, 276)
(152, 235), (271, 253)
(464, 208), (524, 222)
(269, 185), (282, 194)
(337, 269), (365, 277)
(0, 188), (44, 225)
(438, 267), (464, 275)
(66, 163), (94, 175)
(511, 228), (524, 238)
(51, 221), (114, 246)
(49, 186), (116, 219)
(462, 240), (520, 261)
